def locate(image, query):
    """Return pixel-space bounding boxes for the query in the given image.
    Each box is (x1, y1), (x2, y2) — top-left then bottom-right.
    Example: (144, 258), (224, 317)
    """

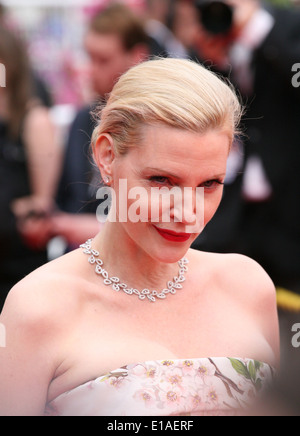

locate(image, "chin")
(126, 222), (196, 263)
(149, 241), (192, 264)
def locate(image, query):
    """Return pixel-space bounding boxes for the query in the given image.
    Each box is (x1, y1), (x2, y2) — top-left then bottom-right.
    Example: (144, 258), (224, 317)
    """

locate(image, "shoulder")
(221, 253), (280, 365)
(189, 249), (280, 363)
(22, 104), (55, 143)
(1, 251), (87, 341)
(0, 251), (88, 415)
(220, 252), (276, 302)
(189, 249), (275, 302)
(23, 104), (52, 130)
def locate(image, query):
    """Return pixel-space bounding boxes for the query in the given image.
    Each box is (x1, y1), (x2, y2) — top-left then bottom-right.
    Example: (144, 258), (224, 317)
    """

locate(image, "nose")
(170, 187), (205, 233)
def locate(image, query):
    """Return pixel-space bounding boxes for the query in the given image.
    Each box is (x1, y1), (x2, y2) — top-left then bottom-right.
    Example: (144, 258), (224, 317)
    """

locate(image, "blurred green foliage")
(265, 0), (292, 6)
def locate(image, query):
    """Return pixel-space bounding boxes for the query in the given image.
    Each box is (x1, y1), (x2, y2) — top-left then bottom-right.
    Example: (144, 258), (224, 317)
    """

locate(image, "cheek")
(203, 190), (224, 226)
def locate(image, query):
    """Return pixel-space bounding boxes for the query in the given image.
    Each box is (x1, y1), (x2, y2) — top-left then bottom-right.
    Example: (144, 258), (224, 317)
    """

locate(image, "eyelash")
(149, 176), (170, 185)
(203, 180), (225, 189)
(149, 176), (224, 190)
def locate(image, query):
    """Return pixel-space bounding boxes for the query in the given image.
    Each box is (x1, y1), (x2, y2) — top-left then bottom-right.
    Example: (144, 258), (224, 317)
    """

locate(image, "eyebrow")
(144, 167), (181, 180)
(144, 167), (226, 181)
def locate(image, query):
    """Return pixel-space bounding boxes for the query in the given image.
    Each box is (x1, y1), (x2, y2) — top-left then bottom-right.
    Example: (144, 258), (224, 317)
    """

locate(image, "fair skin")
(50, 31), (148, 245)
(0, 125), (279, 416)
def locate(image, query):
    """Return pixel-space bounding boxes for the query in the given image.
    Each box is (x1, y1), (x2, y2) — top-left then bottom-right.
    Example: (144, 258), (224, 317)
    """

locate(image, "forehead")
(128, 125), (230, 175)
(141, 125), (229, 158)
(84, 31), (125, 56)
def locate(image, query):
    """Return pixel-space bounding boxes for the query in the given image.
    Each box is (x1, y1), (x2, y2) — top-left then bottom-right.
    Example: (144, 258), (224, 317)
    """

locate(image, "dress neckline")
(48, 356), (274, 405)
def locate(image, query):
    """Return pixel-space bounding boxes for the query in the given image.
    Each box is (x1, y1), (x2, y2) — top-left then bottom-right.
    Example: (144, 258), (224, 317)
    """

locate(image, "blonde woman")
(0, 58), (279, 416)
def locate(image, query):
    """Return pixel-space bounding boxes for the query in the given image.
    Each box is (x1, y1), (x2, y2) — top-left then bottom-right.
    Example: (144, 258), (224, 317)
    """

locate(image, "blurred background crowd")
(0, 0), (300, 414)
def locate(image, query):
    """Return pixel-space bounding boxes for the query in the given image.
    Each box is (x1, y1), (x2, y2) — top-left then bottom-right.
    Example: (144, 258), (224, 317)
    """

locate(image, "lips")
(153, 226), (192, 243)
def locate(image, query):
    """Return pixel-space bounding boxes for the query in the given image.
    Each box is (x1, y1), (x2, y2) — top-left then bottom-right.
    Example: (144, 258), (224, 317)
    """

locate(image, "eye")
(201, 179), (224, 190)
(149, 176), (171, 185)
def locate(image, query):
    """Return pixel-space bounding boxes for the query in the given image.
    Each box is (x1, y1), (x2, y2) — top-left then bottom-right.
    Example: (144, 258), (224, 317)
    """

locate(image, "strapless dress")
(45, 357), (275, 416)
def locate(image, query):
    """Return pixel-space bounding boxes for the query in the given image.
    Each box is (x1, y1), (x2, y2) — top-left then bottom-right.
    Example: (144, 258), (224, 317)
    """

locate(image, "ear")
(93, 133), (115, 181)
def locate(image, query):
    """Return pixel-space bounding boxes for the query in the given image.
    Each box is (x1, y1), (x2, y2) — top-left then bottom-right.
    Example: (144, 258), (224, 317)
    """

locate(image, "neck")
(92, 221), (183, 292)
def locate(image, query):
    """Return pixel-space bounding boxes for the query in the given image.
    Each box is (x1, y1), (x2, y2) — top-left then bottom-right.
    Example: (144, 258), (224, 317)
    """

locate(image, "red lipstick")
(154, 226), (192, 243)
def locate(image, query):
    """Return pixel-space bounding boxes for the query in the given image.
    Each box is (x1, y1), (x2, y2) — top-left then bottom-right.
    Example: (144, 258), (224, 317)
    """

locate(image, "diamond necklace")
(80, 239), (189, 303)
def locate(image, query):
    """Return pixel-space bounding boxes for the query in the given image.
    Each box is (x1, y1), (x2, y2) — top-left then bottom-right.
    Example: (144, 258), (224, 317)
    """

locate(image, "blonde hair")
(92, 58), (242, 155)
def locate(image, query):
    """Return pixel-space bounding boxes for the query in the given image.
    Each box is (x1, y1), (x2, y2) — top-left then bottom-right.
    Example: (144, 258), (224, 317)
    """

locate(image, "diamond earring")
(103, 175), (112, 185)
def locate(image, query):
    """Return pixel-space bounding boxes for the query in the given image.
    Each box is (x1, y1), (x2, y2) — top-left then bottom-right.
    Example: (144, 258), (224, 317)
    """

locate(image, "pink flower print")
(107, 376), (126, 389)
(196, 361), (216, 380)
(207, 387), (219, 404)
(166, 368), (183, 387)
(196, 379), (222, 409)
(146, 367), (158, 379)
(162, 360), (175, 367)
(184, 386), (205, 413)
(178, 360), (195, 374)
(133, 388), (156, 408)
(130, 364), (148, 377)
(167, 391), (179, 403)
(159, 367), (185, 396)
(160, 387), (183, 410)
(130, 364), (157, 378)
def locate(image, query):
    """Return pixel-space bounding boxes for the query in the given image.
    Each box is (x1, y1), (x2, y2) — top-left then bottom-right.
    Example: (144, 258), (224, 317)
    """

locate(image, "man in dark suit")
(193, 0), (300, 293)
(55, 4), (151, 247)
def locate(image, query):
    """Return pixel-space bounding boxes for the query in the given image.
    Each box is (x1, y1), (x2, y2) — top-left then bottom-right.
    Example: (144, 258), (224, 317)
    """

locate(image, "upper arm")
(227, 254), (280, 367)
(23, 106), (57, 155)
(23, 106), (62, 198)
(0, 283), (59, 416)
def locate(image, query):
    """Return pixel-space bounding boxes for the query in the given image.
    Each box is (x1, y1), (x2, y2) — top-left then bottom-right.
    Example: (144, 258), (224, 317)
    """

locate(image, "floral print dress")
(45, 357), (274, 416)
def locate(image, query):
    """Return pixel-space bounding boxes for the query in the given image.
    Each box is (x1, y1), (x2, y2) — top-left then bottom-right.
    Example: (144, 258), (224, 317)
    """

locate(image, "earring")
(103, 175), (112, 185)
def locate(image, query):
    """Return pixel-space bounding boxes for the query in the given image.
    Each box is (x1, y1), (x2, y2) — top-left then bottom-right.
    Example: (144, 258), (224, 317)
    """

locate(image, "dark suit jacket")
(57, 104), (100, 214)
(193, 7), (300, 290)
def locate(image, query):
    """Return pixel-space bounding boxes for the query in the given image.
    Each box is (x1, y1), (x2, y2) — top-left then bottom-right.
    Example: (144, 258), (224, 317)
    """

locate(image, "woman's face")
(110, 125), (230, 263)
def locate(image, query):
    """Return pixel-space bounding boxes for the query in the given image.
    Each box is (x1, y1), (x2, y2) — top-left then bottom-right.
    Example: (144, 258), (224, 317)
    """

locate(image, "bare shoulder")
(220, 252), (275, 300)
(188, 249), (280, 364)
(0, 249), (88, 416)
(24, 104), (52, 129)
(1, 249), (86, 336)
(189, 248), (276, 304)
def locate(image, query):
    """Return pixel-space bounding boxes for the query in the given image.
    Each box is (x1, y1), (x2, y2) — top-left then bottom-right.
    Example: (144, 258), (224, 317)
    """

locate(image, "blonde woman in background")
(0, 58), (279, 416)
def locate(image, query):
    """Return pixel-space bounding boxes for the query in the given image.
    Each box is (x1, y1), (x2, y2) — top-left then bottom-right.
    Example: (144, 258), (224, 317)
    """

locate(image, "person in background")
(143, 0), (189, 58)
(0, 1), (53, 109)
(54, 3), (151, 248)
(0, 25), (61, 311)
(170, 0), (202, 57)
(192, 0), (300, 295)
